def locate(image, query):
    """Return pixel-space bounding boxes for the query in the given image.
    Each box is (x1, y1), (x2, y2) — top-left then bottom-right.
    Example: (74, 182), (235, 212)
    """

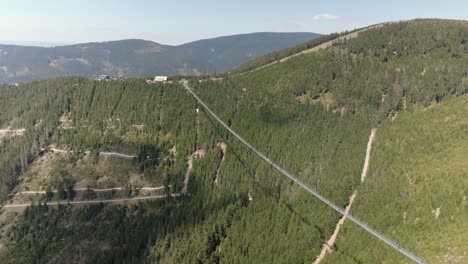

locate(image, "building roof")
(154, 76), (168, 82)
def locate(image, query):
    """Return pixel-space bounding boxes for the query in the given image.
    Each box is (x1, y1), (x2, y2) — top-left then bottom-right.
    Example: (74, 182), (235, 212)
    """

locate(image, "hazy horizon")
(0, 32), (321, 47)
(1, 0), (467, 46)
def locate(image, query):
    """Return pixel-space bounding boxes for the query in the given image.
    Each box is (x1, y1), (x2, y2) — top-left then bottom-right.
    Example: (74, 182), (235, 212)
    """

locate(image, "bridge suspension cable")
(182, 80), (426, 264)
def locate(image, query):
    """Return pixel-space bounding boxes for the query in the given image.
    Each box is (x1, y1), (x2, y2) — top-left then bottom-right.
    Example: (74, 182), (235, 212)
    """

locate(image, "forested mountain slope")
(0, 19), (467, 263)
(324, 96), (468, 264)
(0, 32), (320, 83)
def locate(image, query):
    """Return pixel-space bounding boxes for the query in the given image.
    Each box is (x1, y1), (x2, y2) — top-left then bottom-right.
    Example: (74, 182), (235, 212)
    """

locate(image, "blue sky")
(0, 0), (467, 46)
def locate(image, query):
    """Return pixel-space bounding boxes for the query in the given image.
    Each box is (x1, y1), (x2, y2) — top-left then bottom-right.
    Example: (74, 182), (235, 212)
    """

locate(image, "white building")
(154, 76), (168, 82)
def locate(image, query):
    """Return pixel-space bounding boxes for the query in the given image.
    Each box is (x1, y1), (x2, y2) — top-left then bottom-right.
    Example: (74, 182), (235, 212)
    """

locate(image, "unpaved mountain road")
(11, 186), (166, 196)
(2, 194), (180, 209)
(50, 148), (136, 159)
(0, 127), (26, 140)
(98, 152), (136, 159)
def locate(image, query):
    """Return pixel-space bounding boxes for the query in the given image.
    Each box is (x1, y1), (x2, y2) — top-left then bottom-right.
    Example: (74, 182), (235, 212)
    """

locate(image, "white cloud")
(312, 13), (342, 21)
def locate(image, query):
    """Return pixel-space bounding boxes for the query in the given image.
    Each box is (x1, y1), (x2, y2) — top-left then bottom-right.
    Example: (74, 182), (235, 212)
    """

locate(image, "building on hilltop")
(98, 75), (111, 81)
(146, 76), (172, 84)
(154, 76), (168, 82)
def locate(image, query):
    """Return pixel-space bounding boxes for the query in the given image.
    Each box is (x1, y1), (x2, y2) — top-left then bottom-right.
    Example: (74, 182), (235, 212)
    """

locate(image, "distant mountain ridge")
(0, 32), (320, 82)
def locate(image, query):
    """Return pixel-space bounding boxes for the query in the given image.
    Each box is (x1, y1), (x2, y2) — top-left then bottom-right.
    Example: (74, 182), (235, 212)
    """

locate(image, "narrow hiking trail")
(214, 142), (227, 185)
(313, 128), (377, 264)
(361, 129), (377, 183)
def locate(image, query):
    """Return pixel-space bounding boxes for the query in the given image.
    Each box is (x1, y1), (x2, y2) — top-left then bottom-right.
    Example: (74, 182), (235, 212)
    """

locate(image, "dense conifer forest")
(0, 19), (467, 263)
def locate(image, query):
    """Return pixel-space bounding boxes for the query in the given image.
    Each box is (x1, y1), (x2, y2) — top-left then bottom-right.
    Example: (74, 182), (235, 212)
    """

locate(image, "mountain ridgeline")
(0, 19), (467, 263)
(0, 32), (320, 83)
